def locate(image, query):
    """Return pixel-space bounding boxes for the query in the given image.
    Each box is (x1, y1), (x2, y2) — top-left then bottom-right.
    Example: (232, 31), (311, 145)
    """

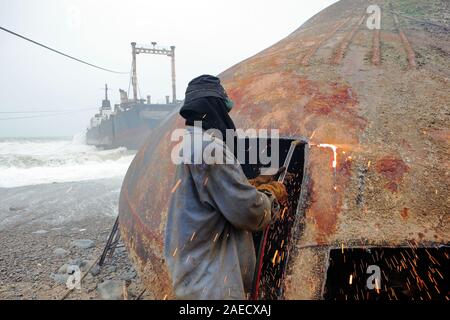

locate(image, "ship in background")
(86, 42), (181, 150)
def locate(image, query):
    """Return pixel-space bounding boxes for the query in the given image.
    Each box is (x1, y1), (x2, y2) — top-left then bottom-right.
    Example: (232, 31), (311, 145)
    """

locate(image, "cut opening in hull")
(236, 137), (307, 300)
(324, 247), (450, 300)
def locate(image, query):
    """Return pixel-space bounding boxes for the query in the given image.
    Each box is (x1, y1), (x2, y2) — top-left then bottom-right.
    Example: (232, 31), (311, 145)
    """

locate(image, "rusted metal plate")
(119, 0), (449, 299)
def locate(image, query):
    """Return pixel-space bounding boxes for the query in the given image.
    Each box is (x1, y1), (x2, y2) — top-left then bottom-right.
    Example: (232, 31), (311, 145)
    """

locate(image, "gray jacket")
(164, 126), (276, 299)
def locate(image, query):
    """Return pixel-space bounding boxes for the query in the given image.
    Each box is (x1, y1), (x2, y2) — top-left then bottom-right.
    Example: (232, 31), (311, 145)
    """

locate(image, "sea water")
(0, 133), (135, 188)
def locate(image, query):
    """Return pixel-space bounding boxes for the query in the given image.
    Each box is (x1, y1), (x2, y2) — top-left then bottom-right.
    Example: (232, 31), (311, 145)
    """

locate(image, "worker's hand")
(248, 167), (286, 187)
(257, 181), (288, 206)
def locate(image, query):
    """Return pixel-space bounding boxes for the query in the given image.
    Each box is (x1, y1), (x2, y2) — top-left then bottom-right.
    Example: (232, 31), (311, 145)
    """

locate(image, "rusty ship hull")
(86, 102), (179, 150)
(118, 0), (450, 300)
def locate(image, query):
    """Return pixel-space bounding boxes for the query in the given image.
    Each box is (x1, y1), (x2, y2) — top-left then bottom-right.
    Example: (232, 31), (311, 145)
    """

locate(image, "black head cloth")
(180, 75), (236, 139)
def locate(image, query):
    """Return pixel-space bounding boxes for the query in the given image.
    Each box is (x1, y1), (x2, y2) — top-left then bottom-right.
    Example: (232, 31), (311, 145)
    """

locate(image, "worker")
(164, 75), (288, 300)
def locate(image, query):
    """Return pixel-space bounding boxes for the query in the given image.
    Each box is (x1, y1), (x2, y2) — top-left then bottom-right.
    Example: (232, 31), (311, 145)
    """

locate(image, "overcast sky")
(0, 0), (337, 137)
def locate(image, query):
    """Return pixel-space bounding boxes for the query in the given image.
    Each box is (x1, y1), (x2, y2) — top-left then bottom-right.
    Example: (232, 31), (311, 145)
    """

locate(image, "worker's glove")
(248, 167), (286, 188)
(256, 181), (288, 207)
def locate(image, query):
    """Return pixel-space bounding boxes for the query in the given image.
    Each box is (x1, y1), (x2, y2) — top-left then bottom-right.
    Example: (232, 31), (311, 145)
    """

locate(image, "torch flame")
(318, 144), (338, 168)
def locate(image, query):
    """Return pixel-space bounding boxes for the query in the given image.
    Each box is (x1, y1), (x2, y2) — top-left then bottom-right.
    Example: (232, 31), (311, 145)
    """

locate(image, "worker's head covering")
(183, 74), (229, 102)
(180, 75), (236, 139)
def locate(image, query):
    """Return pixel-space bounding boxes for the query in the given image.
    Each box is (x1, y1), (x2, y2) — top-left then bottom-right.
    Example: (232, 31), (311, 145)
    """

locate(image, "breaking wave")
(0, 133), (135, 188)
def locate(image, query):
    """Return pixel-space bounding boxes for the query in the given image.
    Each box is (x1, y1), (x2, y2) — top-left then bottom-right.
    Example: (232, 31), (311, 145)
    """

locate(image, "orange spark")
(280, 207), (288, 219)
(171, 179), (182, 193)
(375, 278), (381, 292)
(309, 129), (317, 141)
(272, 250), (279, 266)
(349, 274), (353, 285)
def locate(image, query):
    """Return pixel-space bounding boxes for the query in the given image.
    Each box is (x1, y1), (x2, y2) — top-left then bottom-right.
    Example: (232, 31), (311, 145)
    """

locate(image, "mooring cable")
(0, 109), (97, 120)
(0, 25), (128, 74)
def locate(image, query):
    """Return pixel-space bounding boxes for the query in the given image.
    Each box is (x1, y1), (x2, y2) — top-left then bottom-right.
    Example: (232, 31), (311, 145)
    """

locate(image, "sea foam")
(0, 134), (135, 188)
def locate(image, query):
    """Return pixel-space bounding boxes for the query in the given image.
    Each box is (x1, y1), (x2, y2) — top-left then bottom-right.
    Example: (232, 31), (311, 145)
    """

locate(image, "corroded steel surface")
(119, 0), (449, 299)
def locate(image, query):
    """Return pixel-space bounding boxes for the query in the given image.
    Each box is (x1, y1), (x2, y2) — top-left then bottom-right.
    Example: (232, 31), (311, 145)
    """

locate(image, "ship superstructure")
(86, 42), (180, 150)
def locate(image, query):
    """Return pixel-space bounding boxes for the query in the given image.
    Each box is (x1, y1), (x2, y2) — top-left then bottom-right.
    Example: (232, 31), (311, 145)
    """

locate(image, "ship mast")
(104, 83), (109, 101)
(131, 42), (138, 102)
(130, 42), (176, 103)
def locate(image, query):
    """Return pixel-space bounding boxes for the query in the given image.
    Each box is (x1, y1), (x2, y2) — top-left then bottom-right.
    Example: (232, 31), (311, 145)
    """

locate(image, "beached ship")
(86, 42), (180, 150)
(86, 85), (179, 150)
